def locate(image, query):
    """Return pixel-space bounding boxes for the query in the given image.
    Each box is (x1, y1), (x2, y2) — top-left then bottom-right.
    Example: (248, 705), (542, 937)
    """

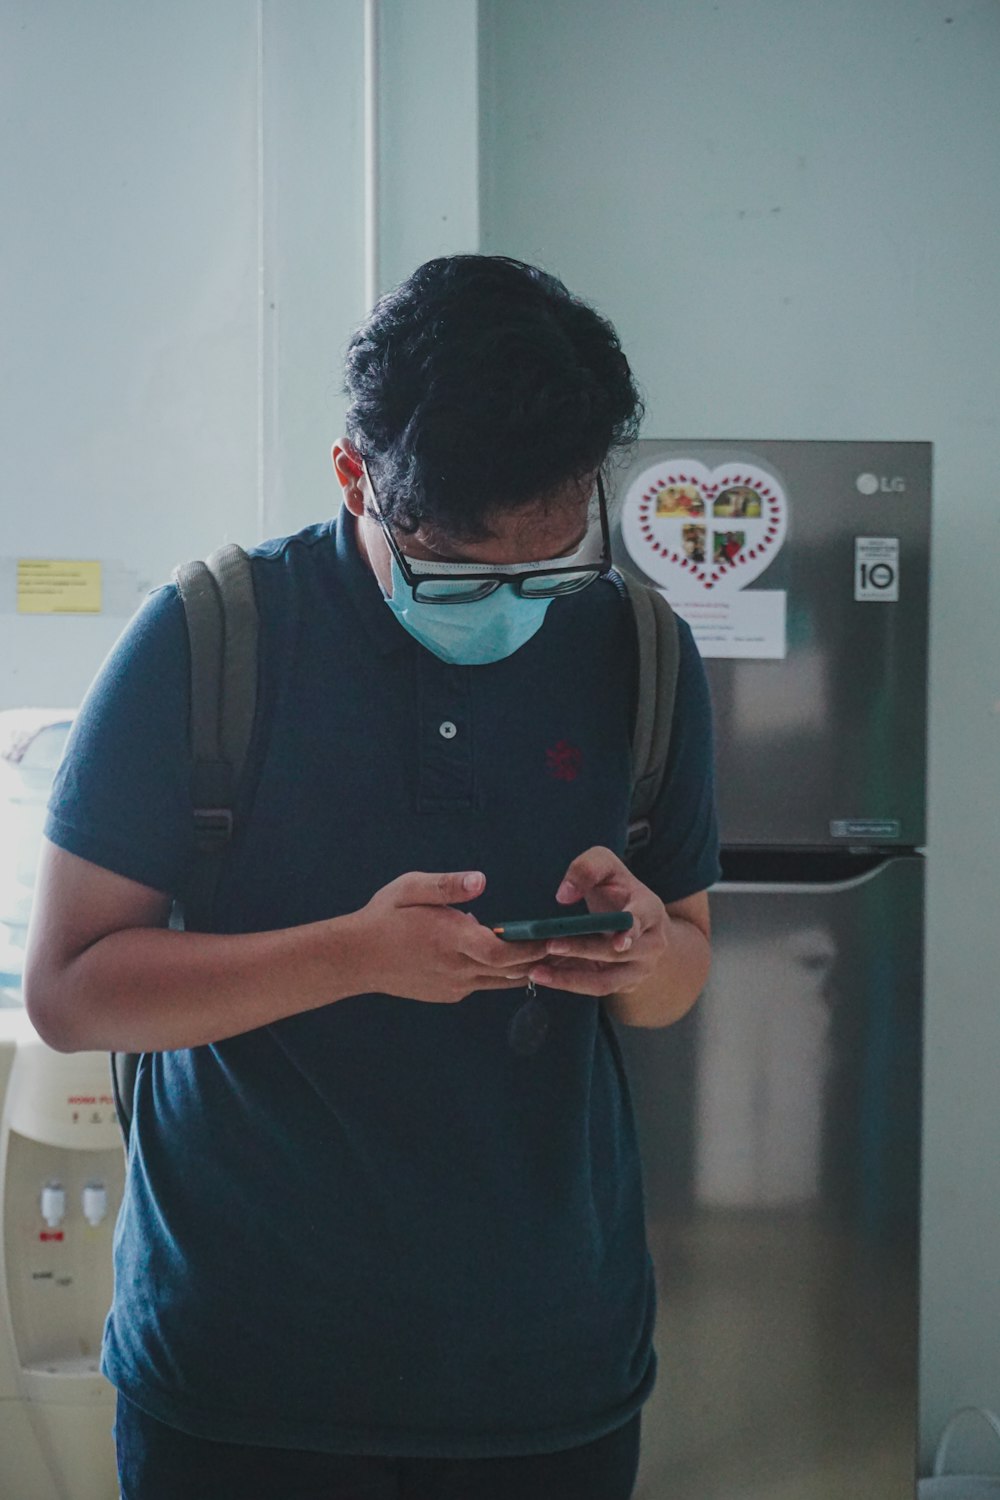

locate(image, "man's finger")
(556, 846), (631, 902)
(545, 933), (633, 962)
(393, 870), (486, 906)
(473, 974), (535, 991)
(464, 931), (549, 967)
(528, 960), (635, 996)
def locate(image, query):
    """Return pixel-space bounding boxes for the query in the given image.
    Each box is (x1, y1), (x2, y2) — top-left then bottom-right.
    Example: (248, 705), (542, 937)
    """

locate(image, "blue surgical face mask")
(382, 552), (554, 665)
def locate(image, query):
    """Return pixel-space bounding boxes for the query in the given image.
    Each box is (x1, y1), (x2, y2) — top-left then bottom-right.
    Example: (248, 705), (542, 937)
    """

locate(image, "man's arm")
(23, 841), (548, 1055)
(22, 841), (374, 1053)
(604, 889), (711, 1028)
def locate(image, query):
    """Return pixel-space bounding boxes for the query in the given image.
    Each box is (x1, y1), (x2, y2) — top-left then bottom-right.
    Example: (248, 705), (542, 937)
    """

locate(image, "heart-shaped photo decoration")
(620, 459), (788, 595)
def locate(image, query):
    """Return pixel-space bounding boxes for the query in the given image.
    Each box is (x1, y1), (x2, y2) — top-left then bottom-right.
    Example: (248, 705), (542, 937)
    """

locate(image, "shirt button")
(439, 721), (458, 740)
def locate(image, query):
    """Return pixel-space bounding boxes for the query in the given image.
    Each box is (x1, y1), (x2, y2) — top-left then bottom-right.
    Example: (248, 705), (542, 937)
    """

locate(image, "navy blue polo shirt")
(45, 507), (720, 1458)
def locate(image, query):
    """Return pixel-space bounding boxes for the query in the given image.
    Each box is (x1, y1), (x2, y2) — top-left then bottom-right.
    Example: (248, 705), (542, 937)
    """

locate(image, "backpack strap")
(622, 573), (680, 864)
(176, 544), (259, 930)
(111, 544), (258, 1149)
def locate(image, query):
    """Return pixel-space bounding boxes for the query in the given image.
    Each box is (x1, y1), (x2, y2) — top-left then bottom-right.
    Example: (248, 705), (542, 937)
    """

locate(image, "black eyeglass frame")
(362, 464), (613, 605)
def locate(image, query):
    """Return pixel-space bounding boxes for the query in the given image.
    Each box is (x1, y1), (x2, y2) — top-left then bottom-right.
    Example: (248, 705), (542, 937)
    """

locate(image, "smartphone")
(493, 912), (634, 942)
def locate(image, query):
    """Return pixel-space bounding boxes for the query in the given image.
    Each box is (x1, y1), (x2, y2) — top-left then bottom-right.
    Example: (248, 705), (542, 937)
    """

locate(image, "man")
(24, 255), (720, 1500)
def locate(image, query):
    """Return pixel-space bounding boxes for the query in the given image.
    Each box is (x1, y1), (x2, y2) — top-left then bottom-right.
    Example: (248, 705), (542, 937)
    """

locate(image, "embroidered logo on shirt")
(546, 740), (583, 782)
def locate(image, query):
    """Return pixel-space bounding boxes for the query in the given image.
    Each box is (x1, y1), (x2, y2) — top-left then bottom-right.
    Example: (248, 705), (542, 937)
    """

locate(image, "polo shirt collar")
(334, 505), (409, 655)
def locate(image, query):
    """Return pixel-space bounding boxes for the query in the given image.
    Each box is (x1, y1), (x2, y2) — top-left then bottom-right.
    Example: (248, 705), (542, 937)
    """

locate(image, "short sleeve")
(630, 615), (722, 903)
(44, 584), (195, 893)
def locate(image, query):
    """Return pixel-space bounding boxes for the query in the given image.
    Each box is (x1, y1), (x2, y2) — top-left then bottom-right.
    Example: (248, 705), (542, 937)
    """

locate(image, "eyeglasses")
(362, 464), (612, 604)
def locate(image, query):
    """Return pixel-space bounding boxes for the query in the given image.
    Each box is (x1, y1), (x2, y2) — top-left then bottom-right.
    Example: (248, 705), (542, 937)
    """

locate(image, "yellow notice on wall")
(17, 559), (103, 614)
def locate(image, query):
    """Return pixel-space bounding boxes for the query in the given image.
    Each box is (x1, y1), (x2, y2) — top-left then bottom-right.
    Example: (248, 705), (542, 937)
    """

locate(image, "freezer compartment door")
(609, 439), (931, 847)
(614, 854), (923, 1499)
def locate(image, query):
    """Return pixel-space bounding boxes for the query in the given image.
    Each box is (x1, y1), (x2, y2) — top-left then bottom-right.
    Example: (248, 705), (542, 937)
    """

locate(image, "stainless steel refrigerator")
(610, 440), (930, 1500)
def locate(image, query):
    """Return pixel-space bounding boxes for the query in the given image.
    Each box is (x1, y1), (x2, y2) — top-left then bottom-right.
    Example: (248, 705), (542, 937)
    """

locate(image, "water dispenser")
(0, 710), (121, 1499)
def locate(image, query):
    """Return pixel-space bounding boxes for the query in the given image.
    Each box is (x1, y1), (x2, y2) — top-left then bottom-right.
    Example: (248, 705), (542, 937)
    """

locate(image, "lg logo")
(856, 473), (906, 495)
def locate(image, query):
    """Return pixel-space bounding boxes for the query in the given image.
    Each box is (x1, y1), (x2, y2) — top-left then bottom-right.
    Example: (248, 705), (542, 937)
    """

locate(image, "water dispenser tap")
(82, 1182), (108, 1227)
(40, 1181), (67, 1228)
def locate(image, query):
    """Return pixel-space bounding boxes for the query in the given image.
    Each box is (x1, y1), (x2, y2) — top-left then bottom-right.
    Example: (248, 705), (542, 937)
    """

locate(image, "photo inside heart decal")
(621, 460), (788, 594)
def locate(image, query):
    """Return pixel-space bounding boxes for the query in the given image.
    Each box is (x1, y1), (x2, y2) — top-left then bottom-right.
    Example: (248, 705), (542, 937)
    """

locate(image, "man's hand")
(358, 870), (547, 1003)
(525, 847), (670, 997)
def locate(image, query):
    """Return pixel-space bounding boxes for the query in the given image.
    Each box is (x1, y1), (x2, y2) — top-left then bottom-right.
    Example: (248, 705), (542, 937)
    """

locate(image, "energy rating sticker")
(17, 559), (102, 614)
(854, 537), (899, 602)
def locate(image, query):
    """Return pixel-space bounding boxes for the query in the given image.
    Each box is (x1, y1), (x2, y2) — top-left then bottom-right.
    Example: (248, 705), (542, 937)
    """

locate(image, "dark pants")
(114, 1391), (641, 1500)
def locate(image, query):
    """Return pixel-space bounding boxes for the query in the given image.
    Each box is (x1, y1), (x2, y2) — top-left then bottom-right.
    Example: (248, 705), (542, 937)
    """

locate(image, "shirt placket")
(416, 656), (475, 812)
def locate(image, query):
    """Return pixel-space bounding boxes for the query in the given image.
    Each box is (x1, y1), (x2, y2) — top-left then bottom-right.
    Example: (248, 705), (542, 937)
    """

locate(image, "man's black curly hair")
(344, 255), (643, 539)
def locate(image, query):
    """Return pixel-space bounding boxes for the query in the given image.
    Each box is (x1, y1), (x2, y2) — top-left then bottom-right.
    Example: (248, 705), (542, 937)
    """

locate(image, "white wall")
(3, 0), (257, 706)
(1, 0), (478, 712)
(378, 0), (480, 292)
(481, 0), (1000, 1468)
(258, 0), (368, 543)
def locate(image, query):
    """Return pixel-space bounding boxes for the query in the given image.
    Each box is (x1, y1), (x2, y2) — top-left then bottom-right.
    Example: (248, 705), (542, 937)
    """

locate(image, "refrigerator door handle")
(712, 859), (902, 897)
